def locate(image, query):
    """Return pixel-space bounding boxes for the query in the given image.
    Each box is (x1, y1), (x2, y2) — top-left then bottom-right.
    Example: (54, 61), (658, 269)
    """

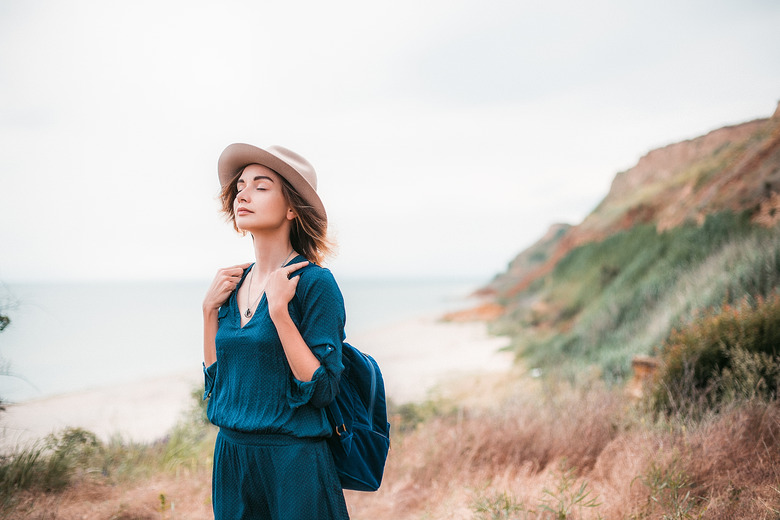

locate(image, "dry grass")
(678, 401), (780, 519)
(347, 382), (780, 520)
(347, 382), (625, 519)
(7, 469), (214, 519)
(4, 382), (779, 520)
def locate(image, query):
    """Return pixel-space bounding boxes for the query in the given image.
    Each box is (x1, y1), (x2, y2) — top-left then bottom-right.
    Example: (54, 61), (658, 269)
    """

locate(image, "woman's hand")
(265, 260), (320, 381)
(203, 263), (251, 311)
(265, 260), (309, 320)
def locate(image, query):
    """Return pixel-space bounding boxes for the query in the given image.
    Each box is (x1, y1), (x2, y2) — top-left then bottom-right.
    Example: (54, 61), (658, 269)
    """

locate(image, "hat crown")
(264, 145), (317, 191)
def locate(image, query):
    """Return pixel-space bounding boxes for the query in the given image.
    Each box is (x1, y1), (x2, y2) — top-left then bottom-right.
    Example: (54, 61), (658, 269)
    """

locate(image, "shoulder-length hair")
(220, 167), (334, 265)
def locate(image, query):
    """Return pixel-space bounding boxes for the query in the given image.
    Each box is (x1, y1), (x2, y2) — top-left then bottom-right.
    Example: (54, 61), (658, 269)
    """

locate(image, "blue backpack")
(325, 342), (391, 492)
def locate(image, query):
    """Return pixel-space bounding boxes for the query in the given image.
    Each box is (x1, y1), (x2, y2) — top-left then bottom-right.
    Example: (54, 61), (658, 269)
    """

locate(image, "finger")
(228, 263), (251, 274)
(220, 263), (250, 278)
(285, 261), (309, 274)
(220, 279), (238, 291)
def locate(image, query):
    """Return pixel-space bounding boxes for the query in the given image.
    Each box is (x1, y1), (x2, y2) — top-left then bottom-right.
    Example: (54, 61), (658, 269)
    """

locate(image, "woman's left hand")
(265, 260), (309, 319)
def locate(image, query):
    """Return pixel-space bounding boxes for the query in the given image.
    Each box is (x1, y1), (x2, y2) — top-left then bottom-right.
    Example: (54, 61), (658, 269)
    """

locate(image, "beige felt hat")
(218, 143), (326, 221)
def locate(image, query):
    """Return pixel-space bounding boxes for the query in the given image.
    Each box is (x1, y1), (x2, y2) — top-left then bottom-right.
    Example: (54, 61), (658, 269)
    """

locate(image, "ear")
(286, 207), (297, 221)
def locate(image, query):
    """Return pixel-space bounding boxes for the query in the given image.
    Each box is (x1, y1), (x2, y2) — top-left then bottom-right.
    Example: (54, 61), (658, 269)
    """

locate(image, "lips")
(236, 207), (253, 216)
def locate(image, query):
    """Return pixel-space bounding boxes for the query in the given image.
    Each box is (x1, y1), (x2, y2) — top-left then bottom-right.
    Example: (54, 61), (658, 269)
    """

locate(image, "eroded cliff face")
(481, 222), (570, 297)
(490, 102), (780, 300)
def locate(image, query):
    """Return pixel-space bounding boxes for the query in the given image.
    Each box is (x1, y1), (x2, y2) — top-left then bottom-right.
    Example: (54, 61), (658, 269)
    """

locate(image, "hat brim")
(218, 143), (327, 222)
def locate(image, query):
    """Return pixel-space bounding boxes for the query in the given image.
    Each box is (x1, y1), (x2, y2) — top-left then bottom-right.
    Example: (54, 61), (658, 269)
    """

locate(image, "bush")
(388, 397), (458, 434)
(652, 293), (780, 415)
(0, 427), (99, 504)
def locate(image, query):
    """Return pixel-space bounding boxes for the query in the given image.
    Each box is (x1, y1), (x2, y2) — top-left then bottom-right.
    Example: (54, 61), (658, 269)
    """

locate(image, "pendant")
(244, 308), (252, 318)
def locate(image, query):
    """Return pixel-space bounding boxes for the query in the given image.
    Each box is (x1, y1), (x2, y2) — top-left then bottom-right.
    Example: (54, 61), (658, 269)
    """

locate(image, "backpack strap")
(357, 347), (377, 429)
(325, 402), (347, 437)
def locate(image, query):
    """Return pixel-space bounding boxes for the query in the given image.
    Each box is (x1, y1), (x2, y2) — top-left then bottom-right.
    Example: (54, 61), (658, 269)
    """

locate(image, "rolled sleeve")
(287, 365), (329, 408)
(286, 268), (346, 409)
(203, 361), (217, 400)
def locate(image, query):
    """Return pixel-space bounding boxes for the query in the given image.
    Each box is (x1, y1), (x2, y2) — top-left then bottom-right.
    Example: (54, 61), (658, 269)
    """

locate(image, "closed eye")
(236, 174), (274, 193)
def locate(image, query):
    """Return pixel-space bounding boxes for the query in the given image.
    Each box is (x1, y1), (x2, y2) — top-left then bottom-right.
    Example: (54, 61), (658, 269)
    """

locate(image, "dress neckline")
(234, 255), (306, 329)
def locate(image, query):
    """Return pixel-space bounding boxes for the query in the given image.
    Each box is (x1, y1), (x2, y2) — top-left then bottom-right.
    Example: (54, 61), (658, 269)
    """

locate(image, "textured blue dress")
(203, 256), (350, 519)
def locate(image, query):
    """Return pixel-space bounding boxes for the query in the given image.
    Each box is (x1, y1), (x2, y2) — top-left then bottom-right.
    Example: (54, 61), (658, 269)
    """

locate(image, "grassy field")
(1, 373), (778, 519)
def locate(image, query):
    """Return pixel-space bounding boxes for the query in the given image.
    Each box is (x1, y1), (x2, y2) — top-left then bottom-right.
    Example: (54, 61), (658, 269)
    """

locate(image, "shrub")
(652, 293), (780, 415)
(0, 427), (99, 504)
(388, 397), (458, 434)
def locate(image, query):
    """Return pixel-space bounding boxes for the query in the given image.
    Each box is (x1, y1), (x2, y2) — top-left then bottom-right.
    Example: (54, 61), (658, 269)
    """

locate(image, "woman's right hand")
(203, 263), (251, 311)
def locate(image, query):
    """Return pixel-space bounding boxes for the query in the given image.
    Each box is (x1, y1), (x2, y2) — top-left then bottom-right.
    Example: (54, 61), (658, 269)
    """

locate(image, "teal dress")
(203, 257), (350, 519)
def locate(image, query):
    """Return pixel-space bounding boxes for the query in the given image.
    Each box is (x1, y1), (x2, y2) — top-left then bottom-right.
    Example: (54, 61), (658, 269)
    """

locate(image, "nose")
(236, 186), (249, 203)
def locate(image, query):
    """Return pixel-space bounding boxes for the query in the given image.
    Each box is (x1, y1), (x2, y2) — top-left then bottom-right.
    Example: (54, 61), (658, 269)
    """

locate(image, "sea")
(0, 277), (483, 403)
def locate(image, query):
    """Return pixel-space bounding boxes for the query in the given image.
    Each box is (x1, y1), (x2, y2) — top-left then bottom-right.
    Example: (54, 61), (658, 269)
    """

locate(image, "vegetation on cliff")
(488, 103), (780, 409)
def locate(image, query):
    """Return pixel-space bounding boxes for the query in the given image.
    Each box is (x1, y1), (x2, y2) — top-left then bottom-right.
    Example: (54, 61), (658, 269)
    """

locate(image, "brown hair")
(220, 166), (333, 265)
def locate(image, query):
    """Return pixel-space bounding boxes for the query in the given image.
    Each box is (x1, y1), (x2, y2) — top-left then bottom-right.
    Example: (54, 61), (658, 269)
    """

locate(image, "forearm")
(203, 307), (219, 366)
(271, 310), (321, 382)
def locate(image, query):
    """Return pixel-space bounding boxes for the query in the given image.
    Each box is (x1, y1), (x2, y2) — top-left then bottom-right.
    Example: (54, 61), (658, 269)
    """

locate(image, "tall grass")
(0, 428), (101, 506)
(348, 386), (780, 519)
(0, 387), (217, 512)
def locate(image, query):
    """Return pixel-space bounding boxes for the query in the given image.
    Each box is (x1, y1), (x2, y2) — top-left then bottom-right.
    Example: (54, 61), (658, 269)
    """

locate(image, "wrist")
(268, 302), (291, 324)
(203, 304), (220, 317)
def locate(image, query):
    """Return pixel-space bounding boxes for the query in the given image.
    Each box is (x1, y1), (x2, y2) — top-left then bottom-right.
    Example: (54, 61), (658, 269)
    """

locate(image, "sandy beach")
(0, 315), (511, 450)
(354, 314), (513, 404)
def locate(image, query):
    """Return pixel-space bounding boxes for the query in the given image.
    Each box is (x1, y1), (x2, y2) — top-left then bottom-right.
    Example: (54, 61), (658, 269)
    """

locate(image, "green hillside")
(489, 103), (780, 396)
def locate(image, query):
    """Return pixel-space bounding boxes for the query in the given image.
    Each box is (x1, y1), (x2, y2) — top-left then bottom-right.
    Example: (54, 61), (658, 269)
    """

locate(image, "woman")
(202, 143), (350, 519)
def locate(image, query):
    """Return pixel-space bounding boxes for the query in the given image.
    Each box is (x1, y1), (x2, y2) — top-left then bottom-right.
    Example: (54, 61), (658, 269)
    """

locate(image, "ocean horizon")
(0, 277), (483, 403)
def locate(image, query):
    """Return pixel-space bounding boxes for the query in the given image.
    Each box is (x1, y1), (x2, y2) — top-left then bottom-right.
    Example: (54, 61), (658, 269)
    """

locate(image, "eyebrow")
(237, 175), (275, 184)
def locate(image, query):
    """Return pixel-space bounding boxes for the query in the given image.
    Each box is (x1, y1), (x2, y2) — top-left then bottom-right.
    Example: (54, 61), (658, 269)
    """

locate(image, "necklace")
(244, 250), (296, 318)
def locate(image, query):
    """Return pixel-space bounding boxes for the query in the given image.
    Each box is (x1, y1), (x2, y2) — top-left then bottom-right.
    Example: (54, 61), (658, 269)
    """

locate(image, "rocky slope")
(489, 102), (780, 302)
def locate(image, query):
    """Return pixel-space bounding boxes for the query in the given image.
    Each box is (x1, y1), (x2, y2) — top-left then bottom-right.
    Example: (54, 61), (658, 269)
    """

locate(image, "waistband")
(218, 427), (323, 447)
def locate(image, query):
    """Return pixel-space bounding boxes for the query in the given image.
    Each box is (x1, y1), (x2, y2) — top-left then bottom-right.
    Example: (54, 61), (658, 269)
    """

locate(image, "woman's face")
(233, 164), (294, 233)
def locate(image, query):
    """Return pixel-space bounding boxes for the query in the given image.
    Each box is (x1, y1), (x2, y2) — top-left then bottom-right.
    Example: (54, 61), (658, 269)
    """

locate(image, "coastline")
(0, 315), (512, 450)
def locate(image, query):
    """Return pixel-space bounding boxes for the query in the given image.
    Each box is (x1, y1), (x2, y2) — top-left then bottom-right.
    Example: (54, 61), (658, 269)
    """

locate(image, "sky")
(1, 0), (779, 282)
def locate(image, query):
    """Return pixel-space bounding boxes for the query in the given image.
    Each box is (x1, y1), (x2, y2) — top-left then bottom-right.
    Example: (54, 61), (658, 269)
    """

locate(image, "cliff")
(491, 102), (780, 302)
(487, 101), (780, 381)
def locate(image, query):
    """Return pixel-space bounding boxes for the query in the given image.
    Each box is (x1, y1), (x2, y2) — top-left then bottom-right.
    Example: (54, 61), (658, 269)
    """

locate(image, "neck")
(250, 230), (295, 274)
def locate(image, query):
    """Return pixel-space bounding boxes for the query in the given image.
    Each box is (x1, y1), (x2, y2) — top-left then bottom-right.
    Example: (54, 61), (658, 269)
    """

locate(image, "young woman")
(202, 143), (350, 519)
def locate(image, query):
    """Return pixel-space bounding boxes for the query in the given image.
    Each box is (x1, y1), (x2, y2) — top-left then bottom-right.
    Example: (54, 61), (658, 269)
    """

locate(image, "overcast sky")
(1, 0), (779, 282)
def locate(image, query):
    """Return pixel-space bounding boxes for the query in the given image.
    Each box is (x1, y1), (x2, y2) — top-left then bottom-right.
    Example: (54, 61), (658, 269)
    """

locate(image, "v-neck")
(235, 255), (304, 329)
(236, 263), (262, 329)
(238, 293), (266, 329)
